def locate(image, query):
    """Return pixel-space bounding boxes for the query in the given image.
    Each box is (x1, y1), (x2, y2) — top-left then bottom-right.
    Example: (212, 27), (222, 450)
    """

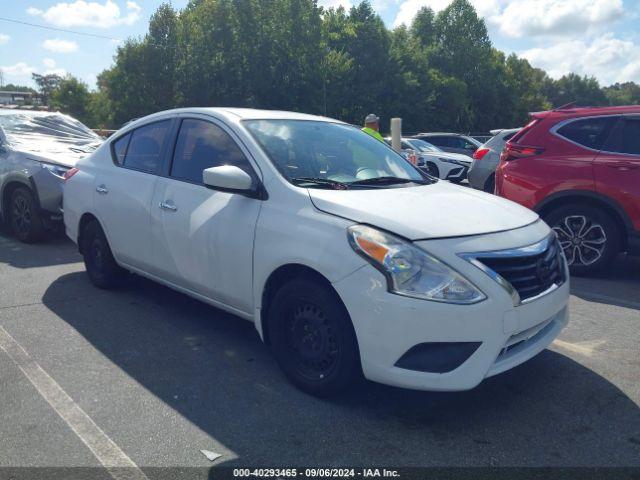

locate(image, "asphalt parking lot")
(0, 227), (638, 476)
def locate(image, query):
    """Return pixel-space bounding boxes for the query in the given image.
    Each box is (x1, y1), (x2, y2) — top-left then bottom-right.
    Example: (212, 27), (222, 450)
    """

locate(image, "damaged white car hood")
(308, 181), (539, 240)
(0, 110), (102, 167)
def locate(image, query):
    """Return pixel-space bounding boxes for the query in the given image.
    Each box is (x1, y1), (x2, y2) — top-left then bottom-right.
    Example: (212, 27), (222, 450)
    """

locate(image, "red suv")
(496, 105), (640, 275)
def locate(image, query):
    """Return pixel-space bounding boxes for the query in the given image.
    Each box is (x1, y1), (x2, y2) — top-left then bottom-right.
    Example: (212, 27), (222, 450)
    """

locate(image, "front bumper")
(332, 222), (570, 391)
(32, 166), (65, 220)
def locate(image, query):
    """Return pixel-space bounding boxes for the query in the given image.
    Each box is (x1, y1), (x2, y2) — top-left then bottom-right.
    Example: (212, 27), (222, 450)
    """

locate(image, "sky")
(0, 0), (639, 90)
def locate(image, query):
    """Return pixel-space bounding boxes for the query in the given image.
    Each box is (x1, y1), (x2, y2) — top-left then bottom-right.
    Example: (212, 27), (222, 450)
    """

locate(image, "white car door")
(150, 116), (262, 315)
(94, 119), (174, 271)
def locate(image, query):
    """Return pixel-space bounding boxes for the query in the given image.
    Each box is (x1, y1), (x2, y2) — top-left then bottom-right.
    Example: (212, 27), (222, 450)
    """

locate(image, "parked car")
(496, 105), (640, 275)
(64, 108), (569, 396)
(0, 109), (102, 242)
(384, 137), (472, 182)
(468, 128), (520, 192)
(412, 133), (482, 157)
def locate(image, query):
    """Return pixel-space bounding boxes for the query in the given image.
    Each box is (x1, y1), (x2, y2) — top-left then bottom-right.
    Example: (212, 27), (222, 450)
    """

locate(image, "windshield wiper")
(291, 177), (349, 190)
(349, 176), (427, 186)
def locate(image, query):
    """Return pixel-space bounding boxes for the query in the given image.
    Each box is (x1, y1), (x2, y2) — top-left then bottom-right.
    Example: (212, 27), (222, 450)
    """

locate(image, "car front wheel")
(544, 204), (621, 276)
(267, 278), (361, 396)
(425, 162), (440, 178)
(9, 187), (45, 243)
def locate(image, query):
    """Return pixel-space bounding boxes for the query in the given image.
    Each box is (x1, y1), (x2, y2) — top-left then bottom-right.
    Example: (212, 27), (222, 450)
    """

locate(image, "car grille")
(472, 236), (565, 304)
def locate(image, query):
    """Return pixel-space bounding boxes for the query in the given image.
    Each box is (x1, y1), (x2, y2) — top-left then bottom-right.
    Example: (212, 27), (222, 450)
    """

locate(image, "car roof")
(415, 132), (462, 137)
(125, 107), (343, 127)
(532, 105), (640, 119)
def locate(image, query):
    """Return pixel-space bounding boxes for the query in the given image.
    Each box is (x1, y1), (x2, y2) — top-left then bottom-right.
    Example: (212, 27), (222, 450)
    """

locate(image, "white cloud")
(393, 0), (503, 27)
(0, 62), (38, 82)
(521, 33), (640, 85)
(45, 68), (68, 76)
(318, 0), (353, 9)
(43, 58), (57, 69)
(392, 0), (622, 36)
(43, 38), (79, 53)
(496, 0), (624, 38)
(0, 33), (9, 45)
(27, 0), (141, 28)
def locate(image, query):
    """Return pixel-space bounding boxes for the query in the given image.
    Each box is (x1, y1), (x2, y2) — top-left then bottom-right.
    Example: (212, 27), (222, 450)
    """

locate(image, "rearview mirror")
(203, 165), (255, 196)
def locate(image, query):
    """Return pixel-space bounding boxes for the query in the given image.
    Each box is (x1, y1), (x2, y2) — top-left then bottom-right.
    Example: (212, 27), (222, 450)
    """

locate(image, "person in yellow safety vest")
(361, 113), (384, 142)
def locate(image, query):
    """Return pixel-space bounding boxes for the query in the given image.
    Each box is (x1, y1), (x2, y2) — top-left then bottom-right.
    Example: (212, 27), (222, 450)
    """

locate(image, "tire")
(483, 174), (495, 194)
(543, 203), (621, 276)
(426, 162), (440, 179)
(81, 220), (125, 289)
(267, 278), (361, 396)
(9, 187), (45, 243)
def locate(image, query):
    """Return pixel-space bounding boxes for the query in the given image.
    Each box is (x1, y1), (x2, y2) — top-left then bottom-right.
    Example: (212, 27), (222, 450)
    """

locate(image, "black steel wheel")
(268, 278), (361, 396)
(82, 220), (125, 289)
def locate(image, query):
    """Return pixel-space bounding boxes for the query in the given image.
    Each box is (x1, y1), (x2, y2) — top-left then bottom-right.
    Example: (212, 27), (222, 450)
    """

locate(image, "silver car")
(467, 128), (520, 193)
(0, 109), (102, 242)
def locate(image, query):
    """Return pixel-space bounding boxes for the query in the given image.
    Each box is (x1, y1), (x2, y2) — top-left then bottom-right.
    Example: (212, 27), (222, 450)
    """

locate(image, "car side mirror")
(203, 165), (259, 198)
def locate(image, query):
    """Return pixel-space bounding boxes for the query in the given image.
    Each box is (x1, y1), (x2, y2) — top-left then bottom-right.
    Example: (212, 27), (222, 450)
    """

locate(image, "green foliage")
(26, 0), (639, 130)
(32, 73), (63, 105)
(603, 82), (640, 106)
(49, 76), (94, 125)
(543, 73), (608, 107)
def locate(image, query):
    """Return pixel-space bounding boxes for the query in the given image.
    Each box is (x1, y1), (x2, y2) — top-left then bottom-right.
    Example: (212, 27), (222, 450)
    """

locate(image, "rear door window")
(602, 117), (640, 155)
(119, 120), (172, 174)
(426, 136), (447, 147)
(556, 117), (618, 150)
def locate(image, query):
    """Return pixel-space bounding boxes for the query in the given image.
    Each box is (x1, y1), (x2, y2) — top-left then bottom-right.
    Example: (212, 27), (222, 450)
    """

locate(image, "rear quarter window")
(556, 117), (618, 150)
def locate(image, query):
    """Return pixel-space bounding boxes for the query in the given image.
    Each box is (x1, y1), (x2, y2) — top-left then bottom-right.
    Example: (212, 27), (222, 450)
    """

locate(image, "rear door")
(593, 115), (640, 232)
(94, 119), (174, 271)
(150, 115), (262, 314)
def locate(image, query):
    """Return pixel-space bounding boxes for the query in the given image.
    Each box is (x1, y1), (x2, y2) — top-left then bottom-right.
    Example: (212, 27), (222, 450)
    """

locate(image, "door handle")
(96, 185), (108, 194)
(159, 201), (177, 212)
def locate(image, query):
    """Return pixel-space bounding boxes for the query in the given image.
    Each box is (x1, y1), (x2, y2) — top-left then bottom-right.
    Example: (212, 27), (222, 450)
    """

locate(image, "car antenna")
(554, 101), (577, 111)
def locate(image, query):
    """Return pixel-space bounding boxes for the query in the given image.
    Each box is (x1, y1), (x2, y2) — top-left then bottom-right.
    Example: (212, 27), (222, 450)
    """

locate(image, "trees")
(49, 76), (93, 126)
(32, 73), (63, 105)
(604, 82), (640, 106)
(32, 0), (638, 131)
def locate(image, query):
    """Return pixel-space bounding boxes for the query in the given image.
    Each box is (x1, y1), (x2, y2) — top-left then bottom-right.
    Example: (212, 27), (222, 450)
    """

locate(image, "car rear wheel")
(544, 204), (621, 276)
(81, 220), (126, 289)
(267, 278), (361, 396)
(9, 187), (45, 243)
(483, 174), (495, 194)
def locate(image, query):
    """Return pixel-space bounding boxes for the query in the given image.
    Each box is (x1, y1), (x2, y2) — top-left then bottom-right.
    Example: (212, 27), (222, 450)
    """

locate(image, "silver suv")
(0, 109), (102, 242)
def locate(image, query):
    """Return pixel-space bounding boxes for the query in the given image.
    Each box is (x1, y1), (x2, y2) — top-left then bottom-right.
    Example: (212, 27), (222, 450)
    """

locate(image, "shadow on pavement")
(570, 254), (640, 310)
(0, 226), (80, 269)
(42, 271), (640, 468)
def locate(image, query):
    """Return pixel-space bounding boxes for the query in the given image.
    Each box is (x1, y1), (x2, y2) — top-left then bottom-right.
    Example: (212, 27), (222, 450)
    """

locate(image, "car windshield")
(407, 139), (441, 153)
(244, 120), (430, 189)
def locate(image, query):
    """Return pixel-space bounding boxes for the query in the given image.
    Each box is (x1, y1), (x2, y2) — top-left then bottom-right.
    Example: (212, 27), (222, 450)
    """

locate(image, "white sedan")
(64, 108), (569, 396)
(386, 137), (472, 182)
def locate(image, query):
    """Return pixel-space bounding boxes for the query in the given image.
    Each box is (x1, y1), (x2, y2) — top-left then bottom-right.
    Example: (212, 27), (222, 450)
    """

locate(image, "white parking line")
(0, 326), (149, 480)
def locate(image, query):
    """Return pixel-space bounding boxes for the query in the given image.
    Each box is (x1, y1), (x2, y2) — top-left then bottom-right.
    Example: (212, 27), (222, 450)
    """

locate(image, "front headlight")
(347, 225), (486, 304)
(41, 162), (70, 179)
